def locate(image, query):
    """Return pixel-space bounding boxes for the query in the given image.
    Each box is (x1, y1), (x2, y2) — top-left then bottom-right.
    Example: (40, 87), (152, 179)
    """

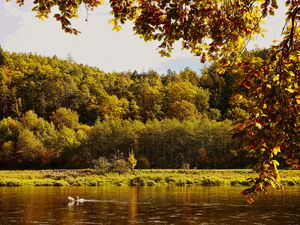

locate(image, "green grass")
(0, 169), (299, 187)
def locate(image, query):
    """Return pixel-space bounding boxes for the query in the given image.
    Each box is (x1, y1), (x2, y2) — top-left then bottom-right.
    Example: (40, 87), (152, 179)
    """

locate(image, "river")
(0, 186), (299, 225)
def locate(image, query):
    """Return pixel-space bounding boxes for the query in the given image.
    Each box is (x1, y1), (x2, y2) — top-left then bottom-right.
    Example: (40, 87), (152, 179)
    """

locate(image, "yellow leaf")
(273, 74), (279, 81)
(272, 159), (280, 174)
(193, 49), (200, 54)
(255, 122), (262, 129)
(273, 160), (280, 167)
(276, 175), (281, 182)
(108, 18), (116, 25)
(272, 146), (281, 155)
(285, 88), (295, 93)
(289, 71), (295, 77)
(270, 180), (276, 188)
(296, 96), (300, 105)
(238, 94), (243, 101)
(216, 68), (225, 74)
(237, 36), (244, 47)
(203, 43), (210, 50)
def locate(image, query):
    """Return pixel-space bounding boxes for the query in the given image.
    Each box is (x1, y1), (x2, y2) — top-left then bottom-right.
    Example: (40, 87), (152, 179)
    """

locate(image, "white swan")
(68, 196), (75, 202)
(76, 196), (85, 203)
(67, 196), (101, 207)
(68, 196), (85, 203)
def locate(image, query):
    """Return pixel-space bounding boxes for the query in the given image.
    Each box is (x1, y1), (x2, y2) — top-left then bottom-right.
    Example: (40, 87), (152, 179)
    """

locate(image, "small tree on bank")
(128, 149), (137, 171)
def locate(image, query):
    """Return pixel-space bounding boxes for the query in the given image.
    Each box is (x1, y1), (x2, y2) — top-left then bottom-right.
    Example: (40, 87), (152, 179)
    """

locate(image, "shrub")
(201, 177), (223, 186)
(113, 159), (129, 174)
(182, 162), (190, 170)
(186, 179), (194, 185)
(130, 177), (145, 186)
(165, 177), (176, 183)
(92, 157), (111, 175)
(137, 156), (150, 169)
(175, 180), (186, 186)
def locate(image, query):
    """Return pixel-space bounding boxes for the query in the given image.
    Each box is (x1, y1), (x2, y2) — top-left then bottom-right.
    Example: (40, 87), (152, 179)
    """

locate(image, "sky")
(0, 1), (286, 74)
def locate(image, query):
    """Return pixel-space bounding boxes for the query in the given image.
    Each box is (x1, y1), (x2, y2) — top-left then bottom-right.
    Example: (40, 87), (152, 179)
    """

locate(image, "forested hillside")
(0, 49), (253, 169)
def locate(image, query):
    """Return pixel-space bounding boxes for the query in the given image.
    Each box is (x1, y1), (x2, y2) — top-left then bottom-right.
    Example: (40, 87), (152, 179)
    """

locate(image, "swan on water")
(68, 196), (75, 202)
(76, 196), (85, 203)
(67, 196), (101, 207)
(68, 196), (85, 203)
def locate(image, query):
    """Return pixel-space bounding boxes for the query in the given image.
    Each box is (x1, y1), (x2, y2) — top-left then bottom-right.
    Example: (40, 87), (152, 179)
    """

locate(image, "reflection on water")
(0, 186), (299, 225)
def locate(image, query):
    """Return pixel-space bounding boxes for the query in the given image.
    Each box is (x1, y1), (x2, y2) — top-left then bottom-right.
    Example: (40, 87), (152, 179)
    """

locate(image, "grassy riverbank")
(0, 169), (299, 187)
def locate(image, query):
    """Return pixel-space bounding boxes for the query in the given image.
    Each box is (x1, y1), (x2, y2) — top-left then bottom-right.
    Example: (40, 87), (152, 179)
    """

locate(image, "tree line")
(0, 49), (253, 169)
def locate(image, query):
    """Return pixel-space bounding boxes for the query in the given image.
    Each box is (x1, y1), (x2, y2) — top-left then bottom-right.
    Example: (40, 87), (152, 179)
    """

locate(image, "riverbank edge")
(0, 169), (299, 187)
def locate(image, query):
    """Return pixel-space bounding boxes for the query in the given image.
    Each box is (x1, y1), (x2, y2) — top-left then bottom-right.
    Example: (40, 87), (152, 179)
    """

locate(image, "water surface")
(0, 186), (299, 225)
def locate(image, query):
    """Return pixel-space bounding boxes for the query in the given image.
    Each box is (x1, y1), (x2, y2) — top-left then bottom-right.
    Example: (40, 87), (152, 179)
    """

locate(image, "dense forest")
(0, 48), (256, 169)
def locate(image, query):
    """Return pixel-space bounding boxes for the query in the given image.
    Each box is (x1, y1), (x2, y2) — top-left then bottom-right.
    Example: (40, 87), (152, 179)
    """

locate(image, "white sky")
(0, 1), (286, 74)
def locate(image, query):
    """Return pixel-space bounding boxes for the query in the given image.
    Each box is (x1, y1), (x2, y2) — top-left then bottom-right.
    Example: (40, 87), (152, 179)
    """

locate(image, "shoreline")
(0, 169), (299, 187)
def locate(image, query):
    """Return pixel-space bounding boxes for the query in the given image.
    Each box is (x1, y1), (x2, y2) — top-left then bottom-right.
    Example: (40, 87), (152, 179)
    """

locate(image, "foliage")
(0, 109), (240, 170)
(113, 158), (129, 174)
(92, 156), (111, 175)
(50, 107), (79, 130)
(0, 46), (5, 66)
(168, 100), (200, 121)
(207, 108), (222, 121)
(16, 128), (47, 166)
(1, 50), (250, 170)
(0, 48), (284, 175)
(13, 0), (267, 61)
(137, 156), (150, 169)
(226, 107), (249, 122)
(0, 52), (225, 123)
(111, 0), (298, 198)
(99, 95), (129, 121)
(128, 149), (137, 170)
(238, 37), (300, 197)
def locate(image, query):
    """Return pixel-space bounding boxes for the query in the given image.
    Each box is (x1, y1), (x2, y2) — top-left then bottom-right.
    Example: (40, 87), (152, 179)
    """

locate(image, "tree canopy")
(0, 51), (244, 170)
(8, 0), (300, 198)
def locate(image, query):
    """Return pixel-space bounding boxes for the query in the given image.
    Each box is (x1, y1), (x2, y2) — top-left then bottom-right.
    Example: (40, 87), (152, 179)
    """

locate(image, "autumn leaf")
(272, 146), (281, 155)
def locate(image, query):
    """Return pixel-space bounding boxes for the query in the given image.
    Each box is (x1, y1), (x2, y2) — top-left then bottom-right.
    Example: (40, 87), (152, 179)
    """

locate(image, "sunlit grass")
(0, 169), (299, 187)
